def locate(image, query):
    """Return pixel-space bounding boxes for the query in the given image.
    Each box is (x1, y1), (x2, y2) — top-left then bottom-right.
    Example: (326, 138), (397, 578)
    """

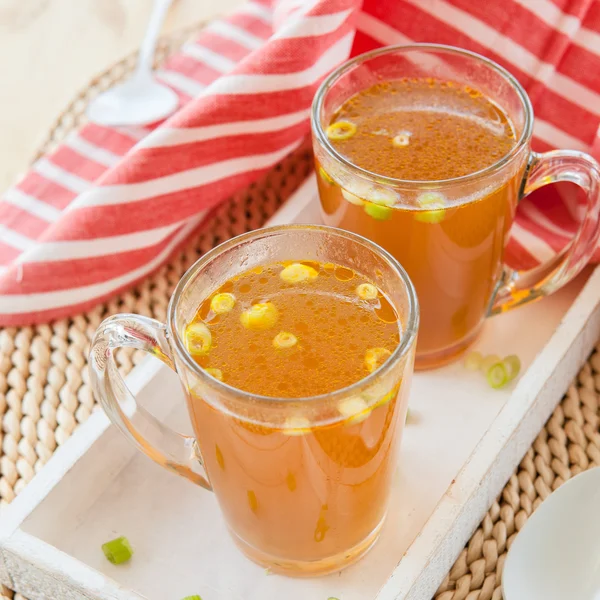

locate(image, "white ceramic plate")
(503, 466), (600, 600)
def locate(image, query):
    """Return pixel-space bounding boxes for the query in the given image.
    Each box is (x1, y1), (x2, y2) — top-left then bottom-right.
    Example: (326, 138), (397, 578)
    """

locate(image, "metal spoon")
(86, 0), (178, 127)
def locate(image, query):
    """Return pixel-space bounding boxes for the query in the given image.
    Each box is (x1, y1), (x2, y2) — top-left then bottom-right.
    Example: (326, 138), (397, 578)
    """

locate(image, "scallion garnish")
(486, 361), (509, 389)
(503, 354), (521, 382)
(464, 350), (483, 371)
(102, 536), (133, 565)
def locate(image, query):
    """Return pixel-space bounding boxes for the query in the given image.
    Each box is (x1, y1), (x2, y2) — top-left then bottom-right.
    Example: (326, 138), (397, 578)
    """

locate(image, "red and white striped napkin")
(0, 0), (599, 326)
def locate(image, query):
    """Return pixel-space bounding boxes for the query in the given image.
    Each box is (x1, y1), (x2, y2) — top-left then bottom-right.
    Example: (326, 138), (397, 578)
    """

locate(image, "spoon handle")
(136, 0), (174, 77)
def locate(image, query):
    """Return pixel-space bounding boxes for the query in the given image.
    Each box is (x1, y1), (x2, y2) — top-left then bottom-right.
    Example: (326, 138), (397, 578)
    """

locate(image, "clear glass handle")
(89, 314), (212, 489)
(491, 149), (600, 314)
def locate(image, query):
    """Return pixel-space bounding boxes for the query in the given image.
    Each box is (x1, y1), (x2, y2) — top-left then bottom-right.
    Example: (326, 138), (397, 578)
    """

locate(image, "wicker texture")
(1, 25), (599, 600)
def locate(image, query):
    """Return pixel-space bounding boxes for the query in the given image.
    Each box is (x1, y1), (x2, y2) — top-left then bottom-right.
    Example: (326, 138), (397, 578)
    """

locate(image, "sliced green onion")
(181, 596), (202, 600)
(273, 331), (298, 349)
(210, 292), (236, 314)
(102, 536), (133, 565)
(318, 166), (334, 185)
(364, 202), (393, 221)
(503, 354), (521, 382)
(356, 283), (378, 300)
(415, 191), (446, 223)
(480, 354), (501, 373)
(240, 302), (279, 330)
(415, 209), (445, 224)
(464, 350), (483, 371)
(341, 188), (365, 206)
(486, 361), (509, 389)
(328, 597), (341, 600)
(205, 367), (224, 381)
(392, 133), (410, 147)
(326, 120), (356, 141)
(185, 322), (212, 356)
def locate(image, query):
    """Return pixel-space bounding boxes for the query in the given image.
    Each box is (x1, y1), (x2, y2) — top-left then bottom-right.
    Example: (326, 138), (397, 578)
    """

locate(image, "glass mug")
(312, 44), (600, 370)
(89, 225), (419, 576)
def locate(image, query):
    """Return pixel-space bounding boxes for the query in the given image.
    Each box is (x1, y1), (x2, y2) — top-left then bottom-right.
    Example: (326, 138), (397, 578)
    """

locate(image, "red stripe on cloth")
(197, 31), (259, 62)
(516, 213), (571, 253)
(101, 124), (309, 184)
(0, 242), (22, 266)
(504, 237), (543, 270)
(32, 165), (282, 242)
(531, 138), (555, 153)
(560, 44), (600, 96)
(50, 147), (106, 183)
(449, 0), (600, 89)
(171, 51), (226, 82)
(527, 185), (580, 235)
(227, 14), (272, 39)
(79, 125), (137, 156)
(0, 230), (184, 294)
(582, 0), (600, 32)
(17, 173), (76, 210)
(0, 204), (48, 239)
(549, 0), (593, 19)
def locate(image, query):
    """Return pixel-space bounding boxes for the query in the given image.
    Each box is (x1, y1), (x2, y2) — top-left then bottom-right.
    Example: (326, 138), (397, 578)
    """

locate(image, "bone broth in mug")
(90, 225), (419, 576)
(186, 260), (403, 567)
(312, 45), (600, 369)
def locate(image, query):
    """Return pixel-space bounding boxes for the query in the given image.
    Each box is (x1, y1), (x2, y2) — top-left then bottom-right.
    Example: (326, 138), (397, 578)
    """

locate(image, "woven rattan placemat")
(1, 25), (599, 600)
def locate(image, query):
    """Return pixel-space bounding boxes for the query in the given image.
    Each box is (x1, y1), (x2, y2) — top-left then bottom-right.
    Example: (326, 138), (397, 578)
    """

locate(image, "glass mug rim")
(311, 42), (534, 189)
(167, 224), (419, 407)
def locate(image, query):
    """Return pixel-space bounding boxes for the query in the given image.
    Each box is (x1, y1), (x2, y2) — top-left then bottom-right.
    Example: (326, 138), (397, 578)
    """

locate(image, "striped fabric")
(0, 0), (599, 325)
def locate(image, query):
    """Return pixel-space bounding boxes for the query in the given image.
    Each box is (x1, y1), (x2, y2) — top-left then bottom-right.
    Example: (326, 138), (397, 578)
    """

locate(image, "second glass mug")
(312, 44), (600, 370)
(89, 225), (419, 576)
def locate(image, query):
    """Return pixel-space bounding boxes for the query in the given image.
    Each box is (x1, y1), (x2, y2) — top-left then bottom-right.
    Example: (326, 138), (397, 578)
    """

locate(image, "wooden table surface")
(0, 0), (243, 194)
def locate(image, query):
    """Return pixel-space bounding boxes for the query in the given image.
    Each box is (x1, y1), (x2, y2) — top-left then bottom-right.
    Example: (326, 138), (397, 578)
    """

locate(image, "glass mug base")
(229, 516), (386, 577)
(415, 325), (483, 371)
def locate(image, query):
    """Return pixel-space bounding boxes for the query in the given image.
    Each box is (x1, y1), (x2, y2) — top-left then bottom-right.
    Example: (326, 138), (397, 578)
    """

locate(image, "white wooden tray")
(2, 176), (600, 600)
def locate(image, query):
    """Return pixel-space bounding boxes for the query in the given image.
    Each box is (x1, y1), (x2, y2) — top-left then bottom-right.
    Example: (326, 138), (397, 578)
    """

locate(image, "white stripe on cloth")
(534, 119), (590, 152)
(117, 126), (152, 141)
(67, 140), (302, 208)
(34, 158), (92, 193)
(182, 43), (238, 73)
(157, 69), (206, 97)
(403, 0), (600, 117)
(2, 189), (62, 222)
(0, 225), (35, 251)
(66, 133), (121, 168)
(511, 222), (556, 262)
(273, 8), (354, 39)
(0, 216), (204, 314)
(555, 182), (586, 223)
(356, 11), (416, 45)
(511, 0), (600, 56)
(239, 1), (273, 24)
(519, 202), (574, 239)
(210, 31), (355, 94)
(139, 108), (310, 148)
(576, 24), (600, 56)
(206, 20), (266, 49)
(16, 218), (200, 263)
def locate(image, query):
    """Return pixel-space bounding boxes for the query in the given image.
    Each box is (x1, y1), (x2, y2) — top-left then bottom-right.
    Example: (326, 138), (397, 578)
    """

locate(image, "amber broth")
(318, 78), (523, 367)
(184, 261), (410, 571)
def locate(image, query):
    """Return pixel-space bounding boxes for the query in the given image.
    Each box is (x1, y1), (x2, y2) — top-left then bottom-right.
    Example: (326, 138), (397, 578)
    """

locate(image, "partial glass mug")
(312, 44), (600, 370)
(89, 225), (419, 576)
